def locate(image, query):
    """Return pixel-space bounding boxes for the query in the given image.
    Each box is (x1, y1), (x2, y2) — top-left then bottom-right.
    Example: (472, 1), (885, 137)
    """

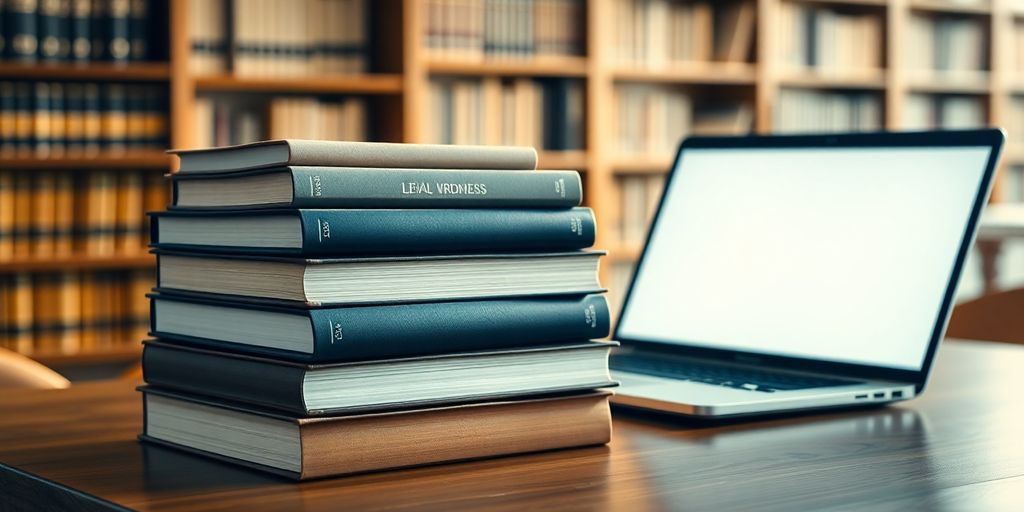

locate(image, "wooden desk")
(2, 340), (1023, 511)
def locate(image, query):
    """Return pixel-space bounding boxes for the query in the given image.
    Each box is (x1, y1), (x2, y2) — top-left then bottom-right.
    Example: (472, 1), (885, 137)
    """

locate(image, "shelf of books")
(5, 0), (1024, 371)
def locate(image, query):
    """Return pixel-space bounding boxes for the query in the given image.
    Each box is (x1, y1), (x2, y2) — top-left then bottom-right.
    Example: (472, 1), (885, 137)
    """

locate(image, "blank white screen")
(617, 146), (991, 371)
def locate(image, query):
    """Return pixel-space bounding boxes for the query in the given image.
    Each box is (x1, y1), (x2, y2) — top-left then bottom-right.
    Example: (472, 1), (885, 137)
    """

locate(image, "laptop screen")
(616, 144), (993, 371)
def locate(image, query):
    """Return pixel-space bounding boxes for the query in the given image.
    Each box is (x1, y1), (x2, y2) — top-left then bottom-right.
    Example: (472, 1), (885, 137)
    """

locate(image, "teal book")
(151, 207), (596, 255)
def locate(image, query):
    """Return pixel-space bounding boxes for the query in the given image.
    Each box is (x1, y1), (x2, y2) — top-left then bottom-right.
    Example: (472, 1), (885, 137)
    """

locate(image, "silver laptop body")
(610, 130), (1003, 418)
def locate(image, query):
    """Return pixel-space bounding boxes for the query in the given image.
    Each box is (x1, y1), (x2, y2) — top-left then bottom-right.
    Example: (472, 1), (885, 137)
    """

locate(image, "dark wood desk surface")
(2, 339), (1023, 511)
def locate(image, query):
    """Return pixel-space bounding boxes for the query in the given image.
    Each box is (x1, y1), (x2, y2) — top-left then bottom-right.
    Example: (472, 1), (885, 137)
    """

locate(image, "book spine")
(304, 294), (609, 362)
(104, 0), (130, 62)
(37, 0), (66, 61)
(128, 0), (147, 60)
(5, 0), (39, 61)
(142, 343), (308, 414)
(69, 0), (91, 62)
(295, 207), (595, 255)
(278, 167), (582, 209)
(0, 82), (15, 156)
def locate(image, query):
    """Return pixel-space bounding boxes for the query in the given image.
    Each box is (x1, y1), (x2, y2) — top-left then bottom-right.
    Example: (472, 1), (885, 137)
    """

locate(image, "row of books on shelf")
(0, 81), (168, 157)
(143, 139), (611, 479)
(2, 0), (159, 63)
(904, 94), (985, 130)
(611, 0), (754, 68)
(188, 0), (368, 77)
(908, 15), (986, 75)
(425, 0), (583, 60)
(779, 2), (883, 74)
(429, 77), (582, 150)
(613, 84), (752, 156)
(0, 169), (166, 259)
(774, 89), (882, 133)
(193, 95), (367, 148)
(0, 269), (151, 357)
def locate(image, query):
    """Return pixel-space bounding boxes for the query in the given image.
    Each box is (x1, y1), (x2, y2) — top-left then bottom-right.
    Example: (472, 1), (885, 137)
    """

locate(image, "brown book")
(76, 171), (117, 255)
(32, 273), (62, 355)
(79, 271), (98, 351)
(142, 172), (167, 249)
(58, 272), (83, 355)
(32, 172), (57, 258)
(53, 173), (75, 256)
(170, 139), (539, 174)
(140, 388), (612, 480)
(12, 175), (33, 258)
(125, 268), (152, 343)
(0, 171), (14, 259)
(10, 274), (35, 355)
(115, 172), (144, 254)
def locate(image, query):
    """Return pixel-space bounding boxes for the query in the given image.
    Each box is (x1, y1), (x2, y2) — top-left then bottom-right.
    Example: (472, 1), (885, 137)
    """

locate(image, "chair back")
(947, 288), (1024, 345)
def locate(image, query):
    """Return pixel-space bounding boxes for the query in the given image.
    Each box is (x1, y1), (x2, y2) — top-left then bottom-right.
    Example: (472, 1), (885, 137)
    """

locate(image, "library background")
(0, 0), (1021, 378)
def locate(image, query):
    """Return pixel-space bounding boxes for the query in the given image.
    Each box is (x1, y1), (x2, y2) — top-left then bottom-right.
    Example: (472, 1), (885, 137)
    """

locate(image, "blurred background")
(1, 0), (1022, 382)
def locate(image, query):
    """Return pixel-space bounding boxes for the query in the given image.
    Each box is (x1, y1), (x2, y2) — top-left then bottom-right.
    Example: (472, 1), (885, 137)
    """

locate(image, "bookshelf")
(3, 0), (1020, 370)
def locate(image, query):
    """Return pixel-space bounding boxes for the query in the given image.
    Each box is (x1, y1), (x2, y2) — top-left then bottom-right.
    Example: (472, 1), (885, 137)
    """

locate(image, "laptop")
(611, 129), (1004, 418)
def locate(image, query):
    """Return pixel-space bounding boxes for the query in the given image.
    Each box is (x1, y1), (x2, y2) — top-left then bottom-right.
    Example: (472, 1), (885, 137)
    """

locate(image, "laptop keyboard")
(613, 354), (861, 393)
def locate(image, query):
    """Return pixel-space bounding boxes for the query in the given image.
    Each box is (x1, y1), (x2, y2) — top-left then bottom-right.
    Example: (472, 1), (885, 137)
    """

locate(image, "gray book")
(170, 139), (539, 174)
(170, 166), (582, 209)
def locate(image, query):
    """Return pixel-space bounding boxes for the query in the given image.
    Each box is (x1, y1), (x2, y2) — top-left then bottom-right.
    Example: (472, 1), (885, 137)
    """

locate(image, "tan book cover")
(10, 274), (34, 356)
(141, 389), (613, 481)
(32, 273), (61, 355)
(58, 272), (82, 355)
(12, 175), (33, 258)
(115, 172), (144, 254)
(32, 172), (57, 258)
(53, 173), (75, 256)
(0, 172), (14, 259)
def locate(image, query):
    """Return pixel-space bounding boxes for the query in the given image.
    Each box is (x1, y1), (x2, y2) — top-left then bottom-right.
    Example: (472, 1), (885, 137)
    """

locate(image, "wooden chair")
(0, 348), (71, 390)
(947, 288), (1024, 345)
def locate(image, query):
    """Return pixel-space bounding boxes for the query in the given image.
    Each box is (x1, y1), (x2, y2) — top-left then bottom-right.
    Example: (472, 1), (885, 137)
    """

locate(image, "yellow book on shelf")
(10, 274), (34, 356)
(32, 273), (62, 355)
(115, 172), (144, 254)
(59, 272), (82, 355)
(12, 175), (33, 258)
(0, 171), (14, 259)
(79, 272), (98, 352)
(32, 172), (57, 258)
(0, 82), (15, 156)
(53, 173), (75, 256)
(76, 171), (117, 256)
(34, 83), (53, 158)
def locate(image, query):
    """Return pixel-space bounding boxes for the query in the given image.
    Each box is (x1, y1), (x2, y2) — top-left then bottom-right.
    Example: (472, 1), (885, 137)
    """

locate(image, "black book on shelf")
(38, 0), (70, 61)
(14, 82), (32, 154)
(128, 0), (148, 61)
(69, 0), (91, 62)
(0, 83), (15, 155)
(5, 0), (39, 61)
(90, 0), (106, 60)
(105, 0), (130, 62)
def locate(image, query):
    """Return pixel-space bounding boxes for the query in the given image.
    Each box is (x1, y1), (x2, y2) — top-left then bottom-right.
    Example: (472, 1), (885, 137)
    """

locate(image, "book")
(4, 0), (39, 62)
(171, 139), (539, 174)
(139, 387), (612, 480)
(141, 339), (615, 415)
(154, 250), (604, 306)
(169, 166), (583, 209)
(149, 292), (610, 362)
(150, 208), (597, 255)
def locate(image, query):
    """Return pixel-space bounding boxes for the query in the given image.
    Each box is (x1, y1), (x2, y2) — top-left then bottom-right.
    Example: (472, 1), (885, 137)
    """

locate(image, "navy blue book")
(151, 207), (596, 255)
(149, 292), (610, 363)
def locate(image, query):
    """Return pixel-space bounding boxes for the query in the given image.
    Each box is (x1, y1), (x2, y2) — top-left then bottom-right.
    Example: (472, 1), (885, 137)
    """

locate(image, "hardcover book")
(171, 139), (539, 174)
(148, 292), (610, 362)
(139, 387), (613, 480)
(150, 208), (596, 255)
(141, 339), (617, 415)
(154, 250), (605, 306)
(169, 166), (583, 209)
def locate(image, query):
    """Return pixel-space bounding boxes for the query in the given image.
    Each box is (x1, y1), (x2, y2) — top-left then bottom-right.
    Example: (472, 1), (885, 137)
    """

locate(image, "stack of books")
(139, 139), (616, 480)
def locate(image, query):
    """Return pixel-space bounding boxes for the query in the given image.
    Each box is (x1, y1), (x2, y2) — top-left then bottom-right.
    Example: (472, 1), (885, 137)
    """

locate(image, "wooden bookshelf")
(0, 153), (171, 169)
(0, 255), (155, 274)
(5, 0), (1022, 370)
(194, 74), (404, 94)
(0, 61), (172, 80)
